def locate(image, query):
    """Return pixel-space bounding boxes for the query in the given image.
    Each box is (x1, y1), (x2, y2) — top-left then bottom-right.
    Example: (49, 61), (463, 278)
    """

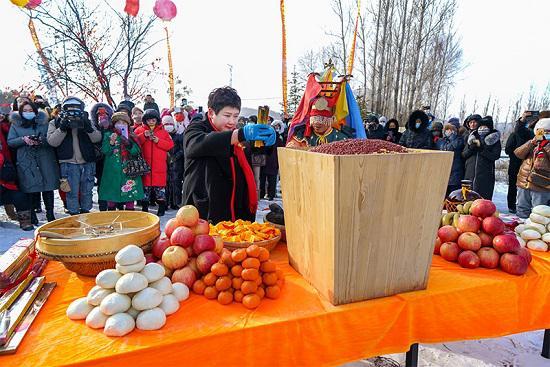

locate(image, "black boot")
(157, 202), (166, 217)
(43, 191), (55, 222)
(141, 203), (149, 213)
(46, 209), (55, 222)
(17, 210), (34, 231)
(31, 210), (38, 225)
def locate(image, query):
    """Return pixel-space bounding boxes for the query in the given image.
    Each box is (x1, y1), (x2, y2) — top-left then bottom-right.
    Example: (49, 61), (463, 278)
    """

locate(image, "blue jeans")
(60, 162), (96, 215)
(516, 187), (550, 218)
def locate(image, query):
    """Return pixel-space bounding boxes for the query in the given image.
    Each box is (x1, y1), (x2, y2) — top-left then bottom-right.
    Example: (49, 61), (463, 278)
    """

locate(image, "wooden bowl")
(35, 211), (160, 277)
(223, 235), (281, 252)
(263, 214), (286, 242)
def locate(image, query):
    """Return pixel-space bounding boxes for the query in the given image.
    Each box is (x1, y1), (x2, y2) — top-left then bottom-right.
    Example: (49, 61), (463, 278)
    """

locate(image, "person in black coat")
(365, 115), (387, 140)
(182, 87), (276, 223)
(462, 116), (501, 200)
(399, 110), (433, 149)
(436, 123), (465, 196)
(260, 120), (285, 200)
(384, 118), (402, 143)
(505, 113), (535, 213)
(163, 116), (185, 210)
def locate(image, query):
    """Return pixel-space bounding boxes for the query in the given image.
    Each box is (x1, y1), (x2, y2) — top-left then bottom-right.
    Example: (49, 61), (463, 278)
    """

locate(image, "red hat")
(309, 97), (334, 118)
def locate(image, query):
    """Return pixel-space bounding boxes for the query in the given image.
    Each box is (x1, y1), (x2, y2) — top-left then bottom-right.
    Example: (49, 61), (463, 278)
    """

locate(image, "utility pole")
(227, 64), (233, 87)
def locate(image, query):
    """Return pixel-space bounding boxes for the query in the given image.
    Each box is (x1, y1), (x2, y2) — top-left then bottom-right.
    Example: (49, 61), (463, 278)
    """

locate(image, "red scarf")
(208, 118), (258, 220)
(535, 139), (549, 158)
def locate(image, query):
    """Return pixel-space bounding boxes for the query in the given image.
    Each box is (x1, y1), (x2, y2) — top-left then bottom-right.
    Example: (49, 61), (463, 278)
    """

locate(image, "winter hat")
(366, 114), (379, 124)
(111, 111), (131, 125)
(407, 110), (429, 129)
(479, 115), (494, 130)
(62, 96), (85, 111)
(447, 117), (460, 129)
(379, 116), (387, 125)
(271, 120), (284, 134)
(162, 115), (175, 125)
(464, 114), (482, 126)
(90, 102), (114, 128)
(117, 100), (135, 114)
(431, 121), (443, 131)
(535, 118), (550, 132)
(143, 108), (161, 124)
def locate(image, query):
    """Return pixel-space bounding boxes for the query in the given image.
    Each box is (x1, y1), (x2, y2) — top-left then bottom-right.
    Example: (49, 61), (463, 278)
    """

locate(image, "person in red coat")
(134, 109), (174, 216)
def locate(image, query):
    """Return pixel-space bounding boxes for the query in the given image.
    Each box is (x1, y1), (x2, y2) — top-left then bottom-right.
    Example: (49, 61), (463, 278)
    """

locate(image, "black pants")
(507, 173), (518, 211)
(32, 191), (54, 212)
(0, 186), (30, 211)
(260, 172), (277, 199)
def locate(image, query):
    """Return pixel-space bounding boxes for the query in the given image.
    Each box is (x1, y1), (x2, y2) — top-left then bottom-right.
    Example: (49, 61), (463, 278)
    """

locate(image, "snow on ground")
(1, 184), (548, 366)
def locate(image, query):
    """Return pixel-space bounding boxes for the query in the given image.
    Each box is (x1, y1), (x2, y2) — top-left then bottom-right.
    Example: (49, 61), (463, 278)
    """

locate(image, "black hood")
(90, 102), (114, 127)
(406, 110), (429, 132)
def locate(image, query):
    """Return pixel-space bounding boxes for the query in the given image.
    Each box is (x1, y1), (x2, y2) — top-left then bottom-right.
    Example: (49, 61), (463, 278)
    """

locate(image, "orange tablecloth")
(2, 245), (550, 367)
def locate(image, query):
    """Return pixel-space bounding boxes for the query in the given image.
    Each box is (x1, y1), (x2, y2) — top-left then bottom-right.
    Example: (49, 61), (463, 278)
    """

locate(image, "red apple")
(477, 247), (500, 269)
(213, 235), (224, 254)
(193, 235), (216, 255)
(156, 260), (173, 278)
(185, 246), (194, 258)
(514, 247), (532, 264)
(434, 237), (442, 255)
(170, 226), (195, 248)
(171, 266), (197, 288)
(458, 250), (480, 269)
(500, 253), (528, 275)
(492, 234), (520, 254)
(164, 218), (180, 238)
(188, 257), (200, 275)
(162, 246), (189, 270)
(152, 235), (171, 259)
(440, 242), (460, 262)
(192, 219), (210, 236)
(457, 215), (481, 233)
(438, 225), (459, 243)
(145, 253), (156, 264)
(481, 217), (505, 236)
(478, 232), (493, 247)
(176, 205), (199, 227)
(196, 250), (220, 274)
(470, 199), (496, 219)
(457, 232), (482, 251)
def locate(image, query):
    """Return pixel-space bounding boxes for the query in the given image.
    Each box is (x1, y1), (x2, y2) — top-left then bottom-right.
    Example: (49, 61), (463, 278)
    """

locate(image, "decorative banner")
(10, 0), (29, 7)
(153, 0), (177, 21)
(280, 0), (288, 118)
(164, 26), (175, 109)
(28, 18), (65, 98)
(25, 0), (41, 9)
(124, 0), (139, 16)
(347, 0), (361, 75)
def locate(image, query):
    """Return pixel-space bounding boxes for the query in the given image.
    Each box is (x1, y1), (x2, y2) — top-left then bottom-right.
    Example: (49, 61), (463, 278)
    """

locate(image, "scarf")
(112, 128), (132, 162)
(207, 118), (258, 219)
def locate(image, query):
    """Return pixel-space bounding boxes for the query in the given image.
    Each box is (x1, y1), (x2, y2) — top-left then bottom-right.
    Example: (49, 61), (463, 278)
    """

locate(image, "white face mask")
(164, 124), (175, 133)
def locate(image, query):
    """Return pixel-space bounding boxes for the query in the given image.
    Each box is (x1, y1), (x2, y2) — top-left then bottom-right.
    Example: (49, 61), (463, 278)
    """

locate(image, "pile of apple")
(151, 205), (224, 289)
(436, 199), (532, 275)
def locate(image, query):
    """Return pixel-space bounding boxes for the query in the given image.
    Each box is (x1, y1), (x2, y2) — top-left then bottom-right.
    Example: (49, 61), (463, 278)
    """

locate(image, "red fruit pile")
(150, 205), (224, 288)
(191, 245), (285, 309)
(435, 199), (531, 275)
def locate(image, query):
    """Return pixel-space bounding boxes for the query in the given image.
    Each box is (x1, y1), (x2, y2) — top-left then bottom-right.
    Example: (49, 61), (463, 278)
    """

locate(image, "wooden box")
(278, 148), (453, 305)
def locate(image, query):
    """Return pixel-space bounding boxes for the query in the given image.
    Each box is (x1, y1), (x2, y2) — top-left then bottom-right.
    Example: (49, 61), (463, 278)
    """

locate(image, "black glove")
(82, 116), (94, 133)
(59, 118), (71, 132)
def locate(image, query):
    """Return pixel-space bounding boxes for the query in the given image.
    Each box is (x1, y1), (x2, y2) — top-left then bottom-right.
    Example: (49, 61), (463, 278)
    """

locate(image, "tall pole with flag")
(280, 0), (288, 118)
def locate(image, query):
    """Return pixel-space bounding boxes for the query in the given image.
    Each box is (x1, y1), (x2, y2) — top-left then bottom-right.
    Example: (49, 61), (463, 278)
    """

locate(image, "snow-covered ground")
(1, 184), (548, 366)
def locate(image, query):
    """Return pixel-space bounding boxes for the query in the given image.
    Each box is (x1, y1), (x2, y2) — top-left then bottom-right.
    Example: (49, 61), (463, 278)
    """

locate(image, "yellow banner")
(280, 0), (288, 118)
(165, 26), (175, 109)
(347, 0), (361, 75)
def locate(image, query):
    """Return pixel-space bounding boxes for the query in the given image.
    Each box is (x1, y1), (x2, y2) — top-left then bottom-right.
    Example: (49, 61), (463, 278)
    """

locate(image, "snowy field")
(0, 183), (549, 366)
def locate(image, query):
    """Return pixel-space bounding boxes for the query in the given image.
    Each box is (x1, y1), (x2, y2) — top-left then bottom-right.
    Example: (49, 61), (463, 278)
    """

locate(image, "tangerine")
(221, 250), (236, 267)
(204, 286), (219, 300)
(254, 277), (263, 286)
(241, 280), (258, 295)
(241, 268), (259, 281)
(203, 272), (217, 286)
(234, 290), (244, 303)
(245, 244), (261, 258)
(242, 294), (261, 309)
(265, 285), (281, 299)
(231, 249), (247, 263)
(217, 291), (233, 305)
(232, 277), (243, 290)
(192, 279), (206, 295)
(256, 286), (265, 299)
(215, 276), (232, 291)
(257, 247), (270, 262)
(276, 268), (284, 280)
(260, 260), (276, 273)
(262, 272), (278, 286)
(242, 258), (260, 269)
(211, 263), (229, 276)
(231, 265), (243, 277)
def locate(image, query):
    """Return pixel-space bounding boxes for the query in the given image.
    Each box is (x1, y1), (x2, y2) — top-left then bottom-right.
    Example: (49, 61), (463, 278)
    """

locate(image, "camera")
(60, 109), (85, 129)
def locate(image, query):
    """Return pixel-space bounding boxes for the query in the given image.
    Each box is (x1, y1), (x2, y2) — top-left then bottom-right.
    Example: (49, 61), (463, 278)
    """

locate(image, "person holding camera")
(514, 112), (550, 218)
(7, 101), (59, 223)
(462, 115), (501, 200)
(47, 97), (102, 216)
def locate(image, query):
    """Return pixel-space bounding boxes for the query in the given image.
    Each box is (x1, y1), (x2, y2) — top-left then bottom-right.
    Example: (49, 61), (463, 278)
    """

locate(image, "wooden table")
(2, 244), (549, 367)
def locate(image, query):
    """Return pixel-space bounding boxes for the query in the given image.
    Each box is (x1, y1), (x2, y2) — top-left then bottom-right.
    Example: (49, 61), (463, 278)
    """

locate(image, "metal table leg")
(405, 343), (419, 367)
(543, 329), (550, 359)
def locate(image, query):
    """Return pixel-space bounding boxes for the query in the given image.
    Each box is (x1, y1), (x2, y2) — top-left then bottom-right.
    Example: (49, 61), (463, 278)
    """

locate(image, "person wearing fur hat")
(431, 121), (444, 145)
(134, 109), (174, 216)
(384, 118), (402, 143)
(8, 100), (59, 223)
(461, 115), (501, 200)
(90, 102), (115, 211)
(47, 97), (101, 216)
(514, 113), (550, 218)
(437, 123), (465, 196)
(163, 114), (185, 210)
(399, 110), (433, 149)
(505, 111), (536, 213)
(98, 112), (144, 210)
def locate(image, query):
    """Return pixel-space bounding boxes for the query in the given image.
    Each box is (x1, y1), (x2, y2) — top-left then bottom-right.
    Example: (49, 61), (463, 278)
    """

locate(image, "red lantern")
(25, 0), (41, 9)
(153, 0), (177, 21)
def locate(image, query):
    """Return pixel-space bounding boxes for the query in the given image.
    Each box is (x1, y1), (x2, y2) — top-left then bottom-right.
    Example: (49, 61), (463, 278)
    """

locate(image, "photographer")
(8, 101), (59, 223)
(47, 97), (101, 216)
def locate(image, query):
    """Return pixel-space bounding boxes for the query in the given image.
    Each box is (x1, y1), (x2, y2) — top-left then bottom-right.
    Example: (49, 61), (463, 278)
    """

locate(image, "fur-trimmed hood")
(483, 130), (501, 146)
(406, 110), (429, 132)
(90, 102), (114, 126)
(9, 110), (49, 127)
